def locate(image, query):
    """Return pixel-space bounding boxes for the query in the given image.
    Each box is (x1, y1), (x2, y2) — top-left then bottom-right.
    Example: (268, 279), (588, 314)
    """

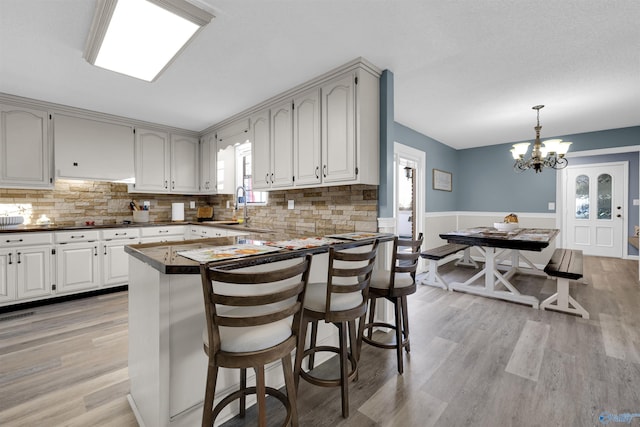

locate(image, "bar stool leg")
(401, 296), (411, 353)
(394, 299), (404, 374)
(308, 320), (318, 370)
(294, 316), (309, 391)
(338, 321), (350, 418)
(366, 297), (377, 340)
(239, 368), (247, 417)
(202, 362), (218, 427)
(255, 365), (267, 427)
(282, 355), (299, 427)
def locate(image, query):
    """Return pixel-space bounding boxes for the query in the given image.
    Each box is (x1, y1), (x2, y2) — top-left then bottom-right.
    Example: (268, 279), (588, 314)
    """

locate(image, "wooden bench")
(541, 248), (589, 319)
(420, 243), (473, 289)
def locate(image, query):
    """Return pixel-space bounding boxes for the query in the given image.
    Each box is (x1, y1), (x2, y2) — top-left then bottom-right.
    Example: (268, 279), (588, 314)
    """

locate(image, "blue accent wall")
(394, 123), (458, 212)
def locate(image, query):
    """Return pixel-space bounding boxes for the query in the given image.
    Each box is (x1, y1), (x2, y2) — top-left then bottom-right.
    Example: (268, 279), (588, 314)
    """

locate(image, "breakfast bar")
(124, 232), (393, 427)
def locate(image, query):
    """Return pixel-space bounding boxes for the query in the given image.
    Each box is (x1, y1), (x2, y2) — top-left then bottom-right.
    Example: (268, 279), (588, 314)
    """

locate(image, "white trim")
(393, 142), (426, 240)
(566, 145), (640, 158)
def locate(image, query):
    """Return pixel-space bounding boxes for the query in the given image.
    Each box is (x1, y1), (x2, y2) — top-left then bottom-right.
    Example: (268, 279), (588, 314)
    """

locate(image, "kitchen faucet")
(235, 185), (249, 226)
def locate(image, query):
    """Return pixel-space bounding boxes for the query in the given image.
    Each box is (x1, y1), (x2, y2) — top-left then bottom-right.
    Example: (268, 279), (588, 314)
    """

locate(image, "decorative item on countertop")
(494, 213), (519, 231)
(0, 215), (25, 226)
(35, 214), (51, 226)
(196, 206), (214, 222)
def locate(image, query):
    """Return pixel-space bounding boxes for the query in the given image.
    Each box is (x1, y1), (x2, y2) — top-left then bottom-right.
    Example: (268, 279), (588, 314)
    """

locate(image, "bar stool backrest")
(200, 255), (313, 356)
(389, 233), (424, 291)
(324, 240), (379, 323)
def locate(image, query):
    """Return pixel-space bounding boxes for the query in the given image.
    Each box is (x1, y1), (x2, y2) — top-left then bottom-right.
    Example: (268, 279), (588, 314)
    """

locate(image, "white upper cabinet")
(133, 128), (171, 192)
(321, 73), (356, 183)
(251, 109), (271, 191)
(270, 100), (294, 188)
(132, 128), (198, 194)
(293, 88), (321, 186)
(0, 104), (53, 189)
(244, 61), (379, 191)
(170, 134), (199, 193)
(54, 114), (134, 182)
(199, 131), (217, 194)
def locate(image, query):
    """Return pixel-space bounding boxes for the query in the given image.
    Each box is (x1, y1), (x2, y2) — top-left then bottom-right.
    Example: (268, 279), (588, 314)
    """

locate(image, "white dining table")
(439, 227), (560, 308)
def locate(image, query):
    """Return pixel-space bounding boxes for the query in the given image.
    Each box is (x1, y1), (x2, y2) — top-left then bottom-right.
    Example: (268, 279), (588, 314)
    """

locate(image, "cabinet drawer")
(101, 228), (140, 241)
(140, 225), (185, 237)
(1, 233), (53, 246)
(55, 230), (100, 243)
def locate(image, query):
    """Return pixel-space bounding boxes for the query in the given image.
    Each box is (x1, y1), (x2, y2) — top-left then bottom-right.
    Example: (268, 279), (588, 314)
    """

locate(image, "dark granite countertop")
(125, 233), (394, 274)
(0, 220), (255, 233)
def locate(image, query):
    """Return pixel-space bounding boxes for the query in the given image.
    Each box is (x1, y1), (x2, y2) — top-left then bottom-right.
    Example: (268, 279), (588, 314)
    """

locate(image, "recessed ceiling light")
(84, 0), (214, 82)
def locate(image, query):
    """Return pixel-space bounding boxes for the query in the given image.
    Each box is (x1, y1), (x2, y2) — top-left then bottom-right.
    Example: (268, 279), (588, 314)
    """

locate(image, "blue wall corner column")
(379, 69), (395, 218)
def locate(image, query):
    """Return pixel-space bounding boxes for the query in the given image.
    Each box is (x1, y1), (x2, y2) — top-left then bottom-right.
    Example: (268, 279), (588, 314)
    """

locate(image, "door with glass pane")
(565, 163), (626, 257)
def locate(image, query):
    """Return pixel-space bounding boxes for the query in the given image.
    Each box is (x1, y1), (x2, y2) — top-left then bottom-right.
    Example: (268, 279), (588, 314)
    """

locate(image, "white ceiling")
(1, 0), (639, 149)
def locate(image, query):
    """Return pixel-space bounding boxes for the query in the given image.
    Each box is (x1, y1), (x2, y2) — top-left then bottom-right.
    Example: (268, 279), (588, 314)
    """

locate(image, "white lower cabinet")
(0, 233), (53, 306)
(55, 230), (100, 295)
(100, 228), (140, 288)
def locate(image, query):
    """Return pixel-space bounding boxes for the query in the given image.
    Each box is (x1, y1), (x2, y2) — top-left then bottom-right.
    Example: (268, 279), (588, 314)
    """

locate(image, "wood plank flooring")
(1, 255), (639, 426)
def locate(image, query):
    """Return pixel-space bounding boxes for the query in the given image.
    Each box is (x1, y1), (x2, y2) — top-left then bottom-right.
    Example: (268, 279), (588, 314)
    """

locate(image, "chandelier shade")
(512, 105), (571, 173)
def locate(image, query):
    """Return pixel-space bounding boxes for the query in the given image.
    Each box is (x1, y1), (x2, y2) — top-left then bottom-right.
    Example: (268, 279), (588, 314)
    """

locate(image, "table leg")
(448, 246), (540, 308)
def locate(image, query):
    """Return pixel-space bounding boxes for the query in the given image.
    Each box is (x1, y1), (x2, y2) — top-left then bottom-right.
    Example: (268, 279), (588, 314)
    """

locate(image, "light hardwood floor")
(1, 256), (639, 427)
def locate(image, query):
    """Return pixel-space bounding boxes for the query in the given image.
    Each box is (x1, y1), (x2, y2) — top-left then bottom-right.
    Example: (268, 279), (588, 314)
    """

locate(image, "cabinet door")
(321, 74), (356, 183)
(199, 132), (217, 194)
(102, 242), (129, 287)
(16, 246), (51, 299)
(134, 128), (170, 192)
(170, 134), (199, 193)
(293, 88), (321, 186)
(0, 249), (16, 303)
(54, 114), (134, 182)
(56, 243), (100, 294)
(251, 109), (271, 190)
(0, 104), (52, 188)
(270, 101), (294, 188)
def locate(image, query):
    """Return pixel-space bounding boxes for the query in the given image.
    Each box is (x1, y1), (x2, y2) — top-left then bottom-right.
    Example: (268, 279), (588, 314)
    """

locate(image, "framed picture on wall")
(433, 169), (452, 192)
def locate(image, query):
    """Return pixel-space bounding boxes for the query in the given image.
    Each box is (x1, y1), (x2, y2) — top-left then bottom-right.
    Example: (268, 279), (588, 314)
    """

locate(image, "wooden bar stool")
(199, 254), (313, 427)
(294, 240), (379, 418)
(362, 233), (423, 374)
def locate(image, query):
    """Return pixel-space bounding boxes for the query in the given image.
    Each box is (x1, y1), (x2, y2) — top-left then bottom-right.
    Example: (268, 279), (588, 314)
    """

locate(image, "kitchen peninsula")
(124, 232), (393, 427)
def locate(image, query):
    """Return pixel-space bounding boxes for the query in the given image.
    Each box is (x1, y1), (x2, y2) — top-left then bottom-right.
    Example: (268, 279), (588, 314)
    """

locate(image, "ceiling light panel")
(85, 0), (214, 82)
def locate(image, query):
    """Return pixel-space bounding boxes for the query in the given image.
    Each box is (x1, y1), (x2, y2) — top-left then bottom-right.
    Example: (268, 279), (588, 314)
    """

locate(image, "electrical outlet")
(288, 200), (295, 210)
(548, 202), (555, 210)
(226, 201), (230, 209)
(143, 201), (150, 208)
(190, 201), (196, 209)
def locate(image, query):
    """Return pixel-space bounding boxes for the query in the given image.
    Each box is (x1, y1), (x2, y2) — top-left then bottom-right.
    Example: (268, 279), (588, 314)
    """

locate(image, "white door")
(16, 246), (51, 299)
(565, 163), (626, 257)
(134, 128), (170, 192)
(251, 109), (271, 190)
(170, 134), (199, 193)
(293, 88), (321, 186)
(102, 242), (129, 287)
(56, 243), (100, 294)
(270, 100), (294, 188)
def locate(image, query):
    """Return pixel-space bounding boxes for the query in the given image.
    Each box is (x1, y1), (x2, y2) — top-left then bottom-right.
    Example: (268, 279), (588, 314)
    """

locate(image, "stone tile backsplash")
(0, 181), (379, 232)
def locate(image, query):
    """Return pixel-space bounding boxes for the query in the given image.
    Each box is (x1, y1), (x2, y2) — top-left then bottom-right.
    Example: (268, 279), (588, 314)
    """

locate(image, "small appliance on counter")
(171, 203), (185, 222)
(196, 206), (214, 222)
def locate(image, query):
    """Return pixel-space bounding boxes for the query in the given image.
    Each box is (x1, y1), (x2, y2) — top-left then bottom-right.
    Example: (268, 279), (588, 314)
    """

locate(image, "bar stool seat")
(362, 233), (423, 374)
(199, 255), (313, 427)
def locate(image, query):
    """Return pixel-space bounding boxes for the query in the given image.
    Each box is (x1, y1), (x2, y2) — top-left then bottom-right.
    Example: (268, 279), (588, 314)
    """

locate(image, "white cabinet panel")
(321, 73), (356, 183)
(134, 128), (170, 192)
(56, 242), (100, 294)
(0, 104), (52, 188)
(293, 88), (321, 186)
(16, 247), (51, 299)
(0, 250), (16, 303)
(270, 101), (294, 188)
(170, 134), (199, 193)
(199, 132), (217, 194)
(54, 114), (134, 182)
(251, 110), (270, 191)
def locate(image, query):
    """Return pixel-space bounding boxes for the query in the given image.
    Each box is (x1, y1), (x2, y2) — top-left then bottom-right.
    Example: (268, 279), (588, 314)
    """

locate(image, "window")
(236, 142), (267, 204)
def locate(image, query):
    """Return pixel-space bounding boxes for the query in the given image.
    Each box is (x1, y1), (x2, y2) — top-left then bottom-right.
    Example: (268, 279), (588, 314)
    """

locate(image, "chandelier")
(511, 105), (572, 173)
